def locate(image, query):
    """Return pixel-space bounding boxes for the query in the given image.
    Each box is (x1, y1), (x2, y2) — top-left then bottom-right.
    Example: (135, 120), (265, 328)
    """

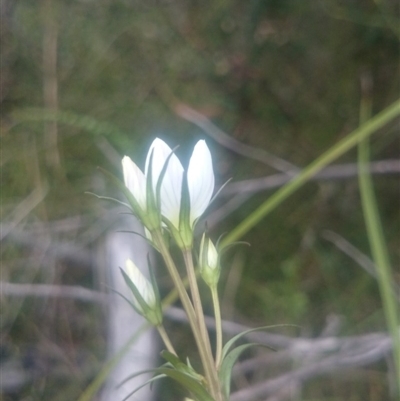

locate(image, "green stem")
(358, 95), (400, 393)
(152, 230), (219, 399)
(221, 99), (400, 247)
(211, 285), (223, 369)
(182, 249), (222, 401)
(157, 324), (177, 356)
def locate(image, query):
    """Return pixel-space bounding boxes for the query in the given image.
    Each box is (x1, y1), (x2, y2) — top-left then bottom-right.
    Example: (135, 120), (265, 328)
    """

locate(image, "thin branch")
(164, 305), (394, 399)
(230, 335), (392, 401)
(205, 159), (400, 228)
(0, 184), (49, 241)
(175, 103), (300, 174)
(1, 281), (107, 304)
(2, 227), (93, 267)
(223, 159), (400, 196)
(323, 230), (400, 301)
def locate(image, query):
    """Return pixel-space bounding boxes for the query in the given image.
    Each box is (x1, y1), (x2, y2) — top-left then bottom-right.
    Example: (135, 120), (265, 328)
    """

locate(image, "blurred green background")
(1, 0), (399, 400)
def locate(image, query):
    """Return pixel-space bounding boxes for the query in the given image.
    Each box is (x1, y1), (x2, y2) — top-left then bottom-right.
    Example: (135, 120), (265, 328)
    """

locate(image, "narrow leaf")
(221, 324), (296, 361)
(121, 374), (165, 401)
(156, 368), (213, 401)
(219, 343), (259, 399)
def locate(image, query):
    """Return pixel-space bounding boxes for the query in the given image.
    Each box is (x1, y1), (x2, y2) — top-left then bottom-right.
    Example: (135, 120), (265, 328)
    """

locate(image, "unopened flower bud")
(199, 233), (220, 288)
(121, 259), (163, 326)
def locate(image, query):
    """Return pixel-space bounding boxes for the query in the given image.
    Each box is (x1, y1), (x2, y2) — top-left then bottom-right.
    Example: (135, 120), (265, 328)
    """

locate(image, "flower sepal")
(177, 171), (195, 249)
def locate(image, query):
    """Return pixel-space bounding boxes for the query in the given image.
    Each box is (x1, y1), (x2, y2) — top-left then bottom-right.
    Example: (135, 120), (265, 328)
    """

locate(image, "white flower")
(147, 138), (214, 229)
(145, 138), (184, 228)
(187, 141), (215, 226)
(122, 138), (215, 241)
(122, 138), (182, 229)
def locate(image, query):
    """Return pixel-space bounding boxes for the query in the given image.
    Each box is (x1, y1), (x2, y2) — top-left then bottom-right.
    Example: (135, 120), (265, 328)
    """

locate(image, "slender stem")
(358, 92), (400, 392)
(157, 324), (177, 356)
(221, 99), (400, 247)
(182, 250), (213, 355)
(151, 230), (218, 398)
(182, 249), (222, 401)
(211, 285), (223, 369)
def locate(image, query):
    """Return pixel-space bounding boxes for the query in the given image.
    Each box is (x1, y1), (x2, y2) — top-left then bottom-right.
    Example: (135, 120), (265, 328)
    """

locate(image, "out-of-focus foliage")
(1, 0), (399, 400)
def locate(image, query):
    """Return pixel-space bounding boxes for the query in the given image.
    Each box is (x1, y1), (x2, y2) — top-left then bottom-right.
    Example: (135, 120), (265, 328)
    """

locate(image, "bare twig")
(175, 103), (300, 174)
(206, 159), (400, 228)
(2, 284), (394, 399)
(223, 159), (400, 196)
(1, 281), (107, 303)
(323, 230), (377, 278)
(1, 226), (92, 267)
(230, 335), (392, 401)
(165, 305), (394, 400)
(323, 230), (400, 301)
(0, 184), (49, 241)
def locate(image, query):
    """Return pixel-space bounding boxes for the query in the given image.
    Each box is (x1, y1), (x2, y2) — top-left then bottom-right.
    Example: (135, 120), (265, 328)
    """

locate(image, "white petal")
(207, 239), (218, 269)
(125, 259), (156, 309)
(187, 140), (215, 225)
(145, 138), (168, 188)
(122, 156), (147, 210)
(145, 138), (184, 228)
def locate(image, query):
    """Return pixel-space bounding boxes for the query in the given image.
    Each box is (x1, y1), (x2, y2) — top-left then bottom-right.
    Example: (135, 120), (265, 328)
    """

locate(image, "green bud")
(199, 233), (220, 288)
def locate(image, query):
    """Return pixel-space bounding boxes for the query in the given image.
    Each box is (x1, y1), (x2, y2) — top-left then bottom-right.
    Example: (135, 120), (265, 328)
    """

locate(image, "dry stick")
(230, 336), (392, 401)
(0, 185), (49, 241)
(223, 159), (400, 196)
(206, 159), (400, 230)
(4, 280), (393, 396)
(175, 103), (299, 174)
(1, 281), (107, 303)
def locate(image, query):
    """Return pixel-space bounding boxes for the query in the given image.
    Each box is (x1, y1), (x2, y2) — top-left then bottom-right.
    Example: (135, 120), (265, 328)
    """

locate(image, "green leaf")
(161, 350), (185, 368)
(219, 343), (259, 400)
(161, 351), (204, 382)
(110, 287), (139, 315)
(156, 368), (214, 401)
(221, 325), (284, 362)
(118, 368), (162, 388)
(85, 191), (131, 208)
(121, 374), (166, 401)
